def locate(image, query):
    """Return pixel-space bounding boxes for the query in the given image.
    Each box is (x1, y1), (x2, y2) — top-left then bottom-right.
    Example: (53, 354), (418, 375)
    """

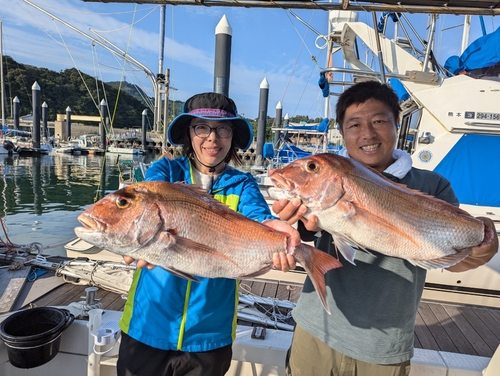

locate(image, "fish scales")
(340, 163), (481, 257)
(75, 181), (343, 314)
(268, 153), (487, 269)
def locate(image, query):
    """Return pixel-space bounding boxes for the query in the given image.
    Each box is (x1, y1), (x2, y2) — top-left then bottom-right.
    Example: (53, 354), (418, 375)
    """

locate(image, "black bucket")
(0, 307), (75, 368)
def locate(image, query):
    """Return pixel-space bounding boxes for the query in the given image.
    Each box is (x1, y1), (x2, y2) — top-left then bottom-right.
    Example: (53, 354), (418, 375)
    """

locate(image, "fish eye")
(305, 161), (319, 172)
(116, 197), (130, 208)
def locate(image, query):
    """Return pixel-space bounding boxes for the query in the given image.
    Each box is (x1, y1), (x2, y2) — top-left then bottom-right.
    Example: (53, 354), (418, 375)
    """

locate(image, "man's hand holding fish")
(446, 216), (498, 272)
(272, 197), (320, 232)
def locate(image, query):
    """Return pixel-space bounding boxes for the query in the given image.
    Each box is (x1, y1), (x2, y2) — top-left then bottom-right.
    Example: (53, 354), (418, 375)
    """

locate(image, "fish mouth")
(269, 173), (295, 191)
(77, 213), (106, 232)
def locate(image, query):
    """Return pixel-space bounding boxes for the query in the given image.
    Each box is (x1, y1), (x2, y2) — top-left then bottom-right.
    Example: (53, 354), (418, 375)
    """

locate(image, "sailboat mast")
(322, 10), (335, 153)
(0, 21), (5, 127)
(156, 5), (166, 132)
(158, 6), (165, 78)
(461, 15), (471, 54)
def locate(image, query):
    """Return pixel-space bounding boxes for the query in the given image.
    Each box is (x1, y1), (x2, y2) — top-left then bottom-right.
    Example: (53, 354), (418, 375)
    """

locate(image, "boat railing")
(320, 66), (441, 89)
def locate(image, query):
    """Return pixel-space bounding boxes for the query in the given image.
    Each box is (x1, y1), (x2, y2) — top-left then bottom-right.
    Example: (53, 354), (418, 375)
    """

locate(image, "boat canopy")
(434, 134), (500, 207)
(444, 27), (500, 76)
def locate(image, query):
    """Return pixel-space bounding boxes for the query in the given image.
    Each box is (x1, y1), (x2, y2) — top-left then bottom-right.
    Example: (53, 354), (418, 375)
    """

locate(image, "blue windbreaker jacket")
(118, 156), (274, 352)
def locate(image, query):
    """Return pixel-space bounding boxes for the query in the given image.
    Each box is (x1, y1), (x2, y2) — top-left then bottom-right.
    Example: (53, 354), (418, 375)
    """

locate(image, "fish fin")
(240, 266), (274, 279)
(162, 232), (239, 266)
(173, 183), (215, 199)
(410, 248), (472, 270)
(293, 244), (344, 315)
(163, 267), (201, 282)
(332, 234), (374, 265)
(180, 183), (207, 195)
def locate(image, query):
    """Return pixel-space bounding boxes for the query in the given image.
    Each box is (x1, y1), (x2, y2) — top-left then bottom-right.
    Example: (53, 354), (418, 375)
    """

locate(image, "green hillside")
(2, 56), (154, 129)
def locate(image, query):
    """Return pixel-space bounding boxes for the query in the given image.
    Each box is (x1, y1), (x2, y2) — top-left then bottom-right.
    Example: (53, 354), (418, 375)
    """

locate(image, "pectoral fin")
(332, 233), (371, 265)
(240, 266), (274, 279)
(410, 248), (472, 270)
(163, 267), (200, 282)
(158, 231), (238, 265)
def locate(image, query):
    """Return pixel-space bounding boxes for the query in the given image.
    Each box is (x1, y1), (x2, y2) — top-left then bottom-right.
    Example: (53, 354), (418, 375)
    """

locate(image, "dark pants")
(117, 332), (232, 376)
(286, 325), (411, 376)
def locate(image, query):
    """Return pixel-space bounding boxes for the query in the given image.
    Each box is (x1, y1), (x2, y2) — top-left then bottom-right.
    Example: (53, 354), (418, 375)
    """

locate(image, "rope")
(0, 216), (15, 252)
(238, 285), (295, 327)
(0, 217), (53, 258)
(68, 301), (102, 318)
(7, 260), (25, 271)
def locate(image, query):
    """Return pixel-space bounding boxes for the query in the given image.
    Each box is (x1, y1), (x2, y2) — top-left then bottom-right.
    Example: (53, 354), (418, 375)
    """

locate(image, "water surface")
(0, 152), (156, 256)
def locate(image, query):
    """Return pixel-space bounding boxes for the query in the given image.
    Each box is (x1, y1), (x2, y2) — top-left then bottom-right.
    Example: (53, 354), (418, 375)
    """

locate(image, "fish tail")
(293, 244), (343, 315)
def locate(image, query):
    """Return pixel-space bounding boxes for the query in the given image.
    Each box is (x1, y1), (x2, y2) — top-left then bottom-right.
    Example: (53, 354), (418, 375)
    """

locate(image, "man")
(272, 80), (498, 376)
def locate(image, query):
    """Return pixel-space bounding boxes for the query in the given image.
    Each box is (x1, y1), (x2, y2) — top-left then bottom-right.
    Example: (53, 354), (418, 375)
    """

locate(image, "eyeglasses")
(190, 124), (233, 138)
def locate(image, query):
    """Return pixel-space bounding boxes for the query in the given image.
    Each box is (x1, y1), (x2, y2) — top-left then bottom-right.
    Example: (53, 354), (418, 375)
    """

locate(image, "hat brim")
(168, 114), (253, 151)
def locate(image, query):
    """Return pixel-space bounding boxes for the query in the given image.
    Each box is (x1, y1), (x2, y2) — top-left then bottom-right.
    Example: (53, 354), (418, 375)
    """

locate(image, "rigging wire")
(16, 0), (108, 71)
(109, 4), (139, 130)
(51, 21), (101, 113)
(280, 9), (322, 118)
(91, 43), (113, 137)
(91, 43), (103, 120)
(90, 6), (158, 34)
(17, 0), (156, 133)
(291, 59), (320, 117)
(22, 1), (157, 17)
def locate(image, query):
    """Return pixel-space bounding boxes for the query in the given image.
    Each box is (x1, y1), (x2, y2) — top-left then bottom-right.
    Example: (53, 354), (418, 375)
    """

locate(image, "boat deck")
(23, 272), (500, 359)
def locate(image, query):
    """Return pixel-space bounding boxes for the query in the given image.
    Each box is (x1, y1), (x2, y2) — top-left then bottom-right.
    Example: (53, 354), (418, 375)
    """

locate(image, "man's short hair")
(335, 81), (401, 130)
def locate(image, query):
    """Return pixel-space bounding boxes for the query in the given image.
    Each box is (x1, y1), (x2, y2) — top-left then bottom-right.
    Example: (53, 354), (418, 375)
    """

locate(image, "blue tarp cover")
(318, 73), (329, 98)
(276, 144), (312, 164)
(388, 78), (410, 101)
(444, 26), (500, 75)
(1, 126), (30, 137)
(263, 143), (274, 158)
(284, 118), (329, 132)
(434, 134), (500, 207)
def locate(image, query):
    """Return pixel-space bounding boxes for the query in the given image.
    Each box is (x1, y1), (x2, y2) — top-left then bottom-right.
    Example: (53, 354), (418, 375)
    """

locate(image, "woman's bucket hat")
(168, 92), (253, 151)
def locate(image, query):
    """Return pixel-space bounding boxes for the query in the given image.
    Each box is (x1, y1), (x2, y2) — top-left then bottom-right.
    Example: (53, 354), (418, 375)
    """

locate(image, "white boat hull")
(107, 146), (144, 155)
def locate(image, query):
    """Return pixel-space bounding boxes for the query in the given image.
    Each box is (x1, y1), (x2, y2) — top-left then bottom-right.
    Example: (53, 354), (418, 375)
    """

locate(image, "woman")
(117, 92), (297, 376)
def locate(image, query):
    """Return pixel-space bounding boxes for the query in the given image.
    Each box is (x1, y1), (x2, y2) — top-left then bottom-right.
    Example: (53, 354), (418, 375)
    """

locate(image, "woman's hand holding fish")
(122, 256), (156, 270)
(271, 198), (321, 232)
(446, 217), (499, 272)
(262, 219), (299, 272)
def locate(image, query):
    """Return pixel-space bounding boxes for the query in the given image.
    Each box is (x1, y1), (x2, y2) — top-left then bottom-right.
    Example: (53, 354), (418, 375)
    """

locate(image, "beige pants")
(286, 325), (411, 376)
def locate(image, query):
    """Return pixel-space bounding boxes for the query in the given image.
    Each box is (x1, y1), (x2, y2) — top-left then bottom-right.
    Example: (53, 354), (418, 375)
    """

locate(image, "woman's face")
(189, 118), (233, 174)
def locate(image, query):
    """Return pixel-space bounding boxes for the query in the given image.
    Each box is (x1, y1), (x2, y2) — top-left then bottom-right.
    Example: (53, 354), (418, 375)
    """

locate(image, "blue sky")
(1, 0), (499, 120)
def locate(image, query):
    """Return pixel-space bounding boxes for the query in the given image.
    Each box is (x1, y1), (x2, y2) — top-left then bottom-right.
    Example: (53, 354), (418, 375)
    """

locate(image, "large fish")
(75, 181), (343, 313)
(268, 153), (493, 270)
